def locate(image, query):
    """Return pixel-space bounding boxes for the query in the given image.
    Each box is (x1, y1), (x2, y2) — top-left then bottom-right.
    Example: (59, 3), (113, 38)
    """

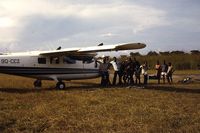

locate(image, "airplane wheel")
(34, 80), (42, 88)
(56, 82), (65, 89)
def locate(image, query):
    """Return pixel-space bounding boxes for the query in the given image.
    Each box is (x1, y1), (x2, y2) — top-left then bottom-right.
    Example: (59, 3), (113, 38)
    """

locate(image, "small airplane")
(0, 42), (146, 89)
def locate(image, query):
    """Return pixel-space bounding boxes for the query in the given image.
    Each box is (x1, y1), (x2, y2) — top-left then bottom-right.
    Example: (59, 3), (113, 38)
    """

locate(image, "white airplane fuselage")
(0, 43), (146, 88)
(0, 52), (100, 81)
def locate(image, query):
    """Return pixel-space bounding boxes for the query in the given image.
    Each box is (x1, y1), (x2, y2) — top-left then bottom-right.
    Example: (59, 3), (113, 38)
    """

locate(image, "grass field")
(0, 72), (200, 133)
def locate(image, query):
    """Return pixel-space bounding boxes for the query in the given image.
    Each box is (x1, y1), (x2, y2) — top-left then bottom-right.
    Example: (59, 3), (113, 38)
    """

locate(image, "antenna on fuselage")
(98, 43), (103, 46)
(56, 46), (61, 50)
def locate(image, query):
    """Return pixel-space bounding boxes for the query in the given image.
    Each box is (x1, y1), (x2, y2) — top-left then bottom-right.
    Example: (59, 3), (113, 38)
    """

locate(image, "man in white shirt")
(110, 57), (122, 85)
(167, 62), (174, 84)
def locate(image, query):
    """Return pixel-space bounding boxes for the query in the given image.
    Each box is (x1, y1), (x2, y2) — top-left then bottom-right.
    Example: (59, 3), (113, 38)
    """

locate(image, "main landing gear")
(33, 79), (66, 89)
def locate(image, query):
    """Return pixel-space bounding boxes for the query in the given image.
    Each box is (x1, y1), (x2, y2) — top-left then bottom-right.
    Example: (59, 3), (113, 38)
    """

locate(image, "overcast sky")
(0, 0), (199, 54)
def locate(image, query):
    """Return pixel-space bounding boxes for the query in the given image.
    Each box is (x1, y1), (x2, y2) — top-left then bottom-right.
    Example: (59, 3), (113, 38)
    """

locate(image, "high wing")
(40, 42), (146, 56)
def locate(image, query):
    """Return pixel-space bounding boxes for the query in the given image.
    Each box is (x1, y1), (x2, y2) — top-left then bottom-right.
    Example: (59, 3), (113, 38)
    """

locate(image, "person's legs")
(157, 73), (161, 84)
(162, 74), (165, 84)
(170, 75), (173, 83)
(166, 74), (170, 84)
(138, 75), (141, 84)
(135, 76), (138, 84)
(135, 74), (140, 85)
(129, 72), (134, 85)
(112, 71), (117, 85)
(106, 72), (111, 86)
(101, 72), (105, 86)
(118, 71), (122, 85)
(144, 74), (148, 85)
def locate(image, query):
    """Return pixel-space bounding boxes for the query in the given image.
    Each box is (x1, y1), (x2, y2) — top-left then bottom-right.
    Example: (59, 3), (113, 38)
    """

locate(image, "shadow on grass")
(0, 85), (102, 94)
(0, 84), (200, 94)
(0, 87), (54, 94)
(144, 85), (200, 94)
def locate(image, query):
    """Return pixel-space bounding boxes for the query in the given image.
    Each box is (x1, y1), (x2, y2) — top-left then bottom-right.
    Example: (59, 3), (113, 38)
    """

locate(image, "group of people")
(97, 56), (174, 86)
(155, 60), (174, 84)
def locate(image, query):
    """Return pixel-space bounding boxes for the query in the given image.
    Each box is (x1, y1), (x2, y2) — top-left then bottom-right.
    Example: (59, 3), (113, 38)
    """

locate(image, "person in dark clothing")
(161, 60), (168, 84)
(134, 57), (141, 84)
(121, 61), (128, 84)
(98, 57), (111, 86)
(126, 57), (134, 85)
(155, 60), (162, 84)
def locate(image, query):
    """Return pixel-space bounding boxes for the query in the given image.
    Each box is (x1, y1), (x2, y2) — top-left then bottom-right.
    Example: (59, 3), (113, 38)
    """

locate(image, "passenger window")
(63, 56), (76, 64)
(50, 57), (59, 64)
(38, 58), (46, 64)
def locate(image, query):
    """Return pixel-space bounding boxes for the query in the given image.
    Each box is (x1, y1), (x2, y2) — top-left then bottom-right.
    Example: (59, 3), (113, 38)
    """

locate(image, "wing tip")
(117, 42), (146, 50)
(138, 43), (146, 48)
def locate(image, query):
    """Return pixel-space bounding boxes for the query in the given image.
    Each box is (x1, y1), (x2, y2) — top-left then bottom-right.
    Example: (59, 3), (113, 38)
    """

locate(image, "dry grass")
(0, 73), (200, 133)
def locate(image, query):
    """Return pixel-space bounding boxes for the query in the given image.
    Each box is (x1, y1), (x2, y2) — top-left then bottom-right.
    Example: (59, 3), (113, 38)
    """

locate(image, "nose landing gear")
(34, 80), (42, 88)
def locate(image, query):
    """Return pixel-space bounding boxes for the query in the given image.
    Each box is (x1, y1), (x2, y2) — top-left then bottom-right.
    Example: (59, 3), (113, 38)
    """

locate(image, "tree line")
(120, 50), (200, 70)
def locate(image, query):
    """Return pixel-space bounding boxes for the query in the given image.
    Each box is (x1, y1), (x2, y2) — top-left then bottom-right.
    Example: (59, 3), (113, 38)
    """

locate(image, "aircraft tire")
(56, 82), (65, 89)
(34, 80), (42, 88)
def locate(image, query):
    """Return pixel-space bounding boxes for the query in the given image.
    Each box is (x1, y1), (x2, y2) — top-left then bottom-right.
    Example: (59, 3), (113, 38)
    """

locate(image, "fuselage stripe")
(0, 66), (99, 75)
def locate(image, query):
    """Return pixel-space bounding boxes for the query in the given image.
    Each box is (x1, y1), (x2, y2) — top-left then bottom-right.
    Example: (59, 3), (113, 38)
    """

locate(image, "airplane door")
(83, 59), (98, 75)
